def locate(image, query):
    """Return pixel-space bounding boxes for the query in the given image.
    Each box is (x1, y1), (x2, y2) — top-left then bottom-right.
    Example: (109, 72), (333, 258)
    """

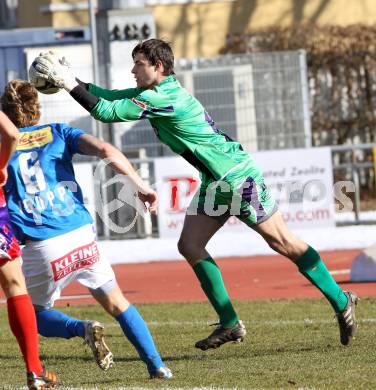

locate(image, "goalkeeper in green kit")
(33, 38), (358, 351)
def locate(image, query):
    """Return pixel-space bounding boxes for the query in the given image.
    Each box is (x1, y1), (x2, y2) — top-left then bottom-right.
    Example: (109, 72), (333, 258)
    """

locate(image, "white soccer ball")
(28, 60), (62, 95)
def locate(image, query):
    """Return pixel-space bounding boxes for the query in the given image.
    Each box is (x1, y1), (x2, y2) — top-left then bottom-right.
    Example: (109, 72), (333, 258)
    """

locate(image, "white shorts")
(22, 224), (115, 308)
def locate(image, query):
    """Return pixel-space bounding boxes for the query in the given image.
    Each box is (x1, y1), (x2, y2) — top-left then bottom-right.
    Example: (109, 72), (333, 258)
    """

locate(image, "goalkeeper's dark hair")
(1, 80), (41, 128)
(132, 39), (175, 75)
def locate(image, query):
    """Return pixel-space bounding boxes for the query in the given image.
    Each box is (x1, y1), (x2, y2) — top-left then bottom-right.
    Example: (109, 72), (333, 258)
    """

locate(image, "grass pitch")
(1, 298), (376, 389)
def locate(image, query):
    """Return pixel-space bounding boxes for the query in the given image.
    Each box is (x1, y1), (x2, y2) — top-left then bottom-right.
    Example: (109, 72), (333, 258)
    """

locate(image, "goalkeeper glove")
(33, 51), (78, 92)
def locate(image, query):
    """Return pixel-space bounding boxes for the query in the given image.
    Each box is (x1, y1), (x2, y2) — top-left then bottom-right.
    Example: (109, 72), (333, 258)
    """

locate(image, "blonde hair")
(1, 80), (41, 128)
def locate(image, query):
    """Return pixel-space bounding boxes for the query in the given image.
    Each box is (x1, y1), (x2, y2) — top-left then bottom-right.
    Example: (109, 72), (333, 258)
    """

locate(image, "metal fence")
(331, 143), (375, 225)
(118, 50), (311, 157)
(28, 49), (311, 156)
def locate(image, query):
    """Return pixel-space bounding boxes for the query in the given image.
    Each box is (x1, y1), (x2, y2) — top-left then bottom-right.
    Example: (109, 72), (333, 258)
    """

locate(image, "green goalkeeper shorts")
(187, 159), (278, 226)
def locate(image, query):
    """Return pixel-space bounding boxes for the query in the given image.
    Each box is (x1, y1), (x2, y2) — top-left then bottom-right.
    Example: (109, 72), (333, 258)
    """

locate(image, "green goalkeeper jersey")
(89, 75), (253, 181)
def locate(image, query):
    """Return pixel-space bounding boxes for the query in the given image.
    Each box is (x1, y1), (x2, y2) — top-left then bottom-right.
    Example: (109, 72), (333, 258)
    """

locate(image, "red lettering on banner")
(51, 242), (99, 281)
(165, 177), (199, 213)
(167, 219), (184, 229)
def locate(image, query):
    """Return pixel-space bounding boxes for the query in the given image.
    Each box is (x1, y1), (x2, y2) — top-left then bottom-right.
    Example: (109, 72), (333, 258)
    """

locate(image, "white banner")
(73, 162), (96, 221)
(154, 147), (335, 238)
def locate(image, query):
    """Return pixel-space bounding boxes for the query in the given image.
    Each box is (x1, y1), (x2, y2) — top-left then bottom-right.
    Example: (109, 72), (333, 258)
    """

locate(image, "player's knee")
(267, 237), (293, 257)
(33, 304), (47, 313)
(90, 279), (116, 296)
(177, 236), (189, 257)
(34, 307), (52, 337)
(104, 295), (130, 318)
(267, 236), (303, 260)
(178, 236), (207, 264)
(0, 276), (24, 296)
(90, 281), (129, 317)
(177, 237), (198, 259)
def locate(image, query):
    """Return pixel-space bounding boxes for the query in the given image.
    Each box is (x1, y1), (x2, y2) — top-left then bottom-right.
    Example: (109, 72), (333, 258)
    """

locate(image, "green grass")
(2, 298), (376, 389)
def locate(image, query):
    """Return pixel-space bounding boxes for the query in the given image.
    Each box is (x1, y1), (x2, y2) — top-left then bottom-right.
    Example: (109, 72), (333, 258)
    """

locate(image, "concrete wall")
(17, 0), (52, 27)
(15, 0), (376, 58)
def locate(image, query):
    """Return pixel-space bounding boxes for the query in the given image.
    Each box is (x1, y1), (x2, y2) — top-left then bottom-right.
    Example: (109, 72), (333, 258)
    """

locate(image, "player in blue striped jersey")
(2, 79), (172, 379)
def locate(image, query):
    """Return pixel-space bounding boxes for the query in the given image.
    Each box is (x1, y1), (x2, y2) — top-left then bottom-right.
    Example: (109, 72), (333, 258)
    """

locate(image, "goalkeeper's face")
(131, 53), (164, 89)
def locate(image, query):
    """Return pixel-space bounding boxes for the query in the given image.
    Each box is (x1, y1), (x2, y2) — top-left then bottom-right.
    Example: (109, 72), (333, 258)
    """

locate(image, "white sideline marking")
(0, 294), (94, 304)
(15, 387), (240, 390)
(0, 269), (352, 304)
(0, 293), (99, 304)
(55, 386), (238, 390)
(55, 388), (239, 390)
(329, 268), (350, 275)
(96, 318), (376, 329)
(150, 318), (376, 326)
(0, 301), (374, 327)
(0, 307), (371, 328)
(57, 294), (93, 300)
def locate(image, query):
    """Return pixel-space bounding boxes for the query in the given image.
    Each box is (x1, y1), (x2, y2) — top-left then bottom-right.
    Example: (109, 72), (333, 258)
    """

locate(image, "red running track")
(1, 249), (373, 306)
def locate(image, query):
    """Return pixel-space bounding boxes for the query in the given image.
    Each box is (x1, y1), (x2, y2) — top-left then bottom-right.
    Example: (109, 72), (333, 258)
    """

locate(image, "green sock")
(296, 246), (348, 313)
(193, 257), (239, 327)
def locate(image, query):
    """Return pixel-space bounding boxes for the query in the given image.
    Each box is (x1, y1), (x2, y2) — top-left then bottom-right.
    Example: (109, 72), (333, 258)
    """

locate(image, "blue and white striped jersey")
(4, 123), (92, 242)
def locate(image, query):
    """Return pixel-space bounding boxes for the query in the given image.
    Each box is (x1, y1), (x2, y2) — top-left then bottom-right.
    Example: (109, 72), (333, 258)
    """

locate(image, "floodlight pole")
(88, 0), (111, 239)
(88, 0), (99, 84)
(88, 0), (101, 139)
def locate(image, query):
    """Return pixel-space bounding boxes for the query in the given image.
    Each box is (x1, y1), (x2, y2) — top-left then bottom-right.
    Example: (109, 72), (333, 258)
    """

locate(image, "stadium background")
(0, 2), (376, 388)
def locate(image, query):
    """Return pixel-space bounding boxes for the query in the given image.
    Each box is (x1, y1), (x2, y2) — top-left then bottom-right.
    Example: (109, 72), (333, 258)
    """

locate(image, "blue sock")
(36, 309), (86, 339)
(116, 305), (164, 373)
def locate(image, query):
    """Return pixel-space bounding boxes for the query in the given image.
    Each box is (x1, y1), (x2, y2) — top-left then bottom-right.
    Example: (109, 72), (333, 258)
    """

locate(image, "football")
(28, 60), (62, 95)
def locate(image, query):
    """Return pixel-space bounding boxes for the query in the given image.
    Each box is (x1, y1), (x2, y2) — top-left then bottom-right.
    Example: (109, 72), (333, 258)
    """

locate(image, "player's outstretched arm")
(77, 134), (158, 214)
(33, 54), (145, 122)
(0, 112), (20, 186)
